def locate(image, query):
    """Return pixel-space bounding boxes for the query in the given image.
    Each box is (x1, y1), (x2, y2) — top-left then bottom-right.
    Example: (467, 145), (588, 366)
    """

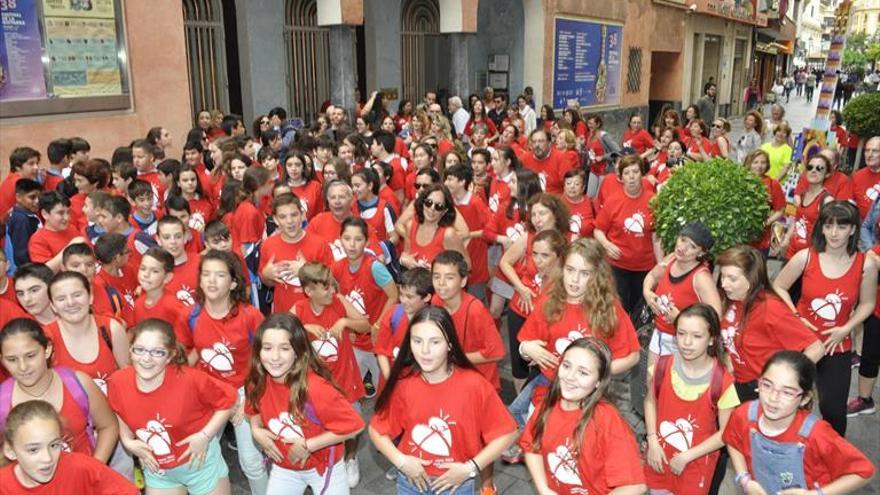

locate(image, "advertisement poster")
(43, 16), (121, 96)
(811, 0), (851, 132)
(0, 0), (48, 101)
(552, 18), (623, 109)
(41, 0), (114, 19)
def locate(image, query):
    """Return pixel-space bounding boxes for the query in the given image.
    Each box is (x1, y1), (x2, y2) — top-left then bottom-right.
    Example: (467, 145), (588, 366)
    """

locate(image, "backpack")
(653, 354), (724, 413)
(0, 366), (96, 448)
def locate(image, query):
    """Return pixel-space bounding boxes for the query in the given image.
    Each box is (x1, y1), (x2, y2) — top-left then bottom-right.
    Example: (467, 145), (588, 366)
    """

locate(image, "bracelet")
(646, 432), (657, 438)
(734, 472), (752, 488)
(199, 430), (210, 440)
(469, 458), (480, 472)
(396, 457), (410, 471)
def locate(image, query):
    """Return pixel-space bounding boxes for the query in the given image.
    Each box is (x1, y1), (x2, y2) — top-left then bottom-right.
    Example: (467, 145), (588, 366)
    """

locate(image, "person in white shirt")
(516, 94), (537, 135)
(449, 96), (470, 136)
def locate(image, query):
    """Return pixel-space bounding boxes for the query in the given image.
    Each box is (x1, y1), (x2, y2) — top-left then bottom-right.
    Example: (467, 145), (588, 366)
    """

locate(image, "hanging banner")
(0, 0), (48, 101)
(811, 0), (852, 134)
(41, 0), (115, 19)
(552, 18), (623, 109)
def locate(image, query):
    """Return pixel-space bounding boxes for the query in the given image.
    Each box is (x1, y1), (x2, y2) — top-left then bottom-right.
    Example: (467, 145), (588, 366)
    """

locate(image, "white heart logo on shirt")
(176, 287), (196, 307)
(721, 324), (743, 364)
(795, 218), (807, 239)
(361, 206), (378, 220)
(189, 212), (206, 232)
(810, 293), (843, 321)
(136, 419), (172, 456)
(392, 346), (400, 359)
(329, 240), (347, 261)
(724, 306), (737, 323)
(410, 416), (454, 456)
(658, 417), (696, 453)
(624, 213), (645, 234)
(200, 342), (234, 372)
(268, 412), (304, 441)
(505, 223), (525, 242)
(656, 294), (673, 314)
(281, 272), (302, 287)
(312, 335), (339, 362)
(866, 184), (880, 202)
(554, 330), (584, 355)
(347, 289), (368, 316)
(539, 173), (547, 191)
(93, 374), (108, 396)
(569, 215), (582, 234)
(547, 444), (582, 486)
(488, 194), (500, 213)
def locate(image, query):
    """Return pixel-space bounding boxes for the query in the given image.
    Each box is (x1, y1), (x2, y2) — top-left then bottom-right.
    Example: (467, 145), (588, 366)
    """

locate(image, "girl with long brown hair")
(244, 313), (364, 495)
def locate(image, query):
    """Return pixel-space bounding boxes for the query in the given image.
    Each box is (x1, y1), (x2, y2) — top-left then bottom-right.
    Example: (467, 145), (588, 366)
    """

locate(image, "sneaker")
(363, 376), (376, 399)
(346, 458), (360, 488)
(385, 466), (398, 481)
(846, 396), (876, 416)
(501, 444), (523, 464)
(851, 354), (861, 369)
(480, 484), (498, 495)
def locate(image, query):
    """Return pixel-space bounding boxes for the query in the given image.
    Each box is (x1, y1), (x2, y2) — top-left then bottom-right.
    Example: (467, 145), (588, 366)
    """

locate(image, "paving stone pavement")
(224, 95), (878, 494)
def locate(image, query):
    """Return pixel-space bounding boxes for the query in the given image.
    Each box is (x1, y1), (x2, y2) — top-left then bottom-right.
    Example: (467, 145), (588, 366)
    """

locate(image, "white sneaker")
(346, 458), (360, 488)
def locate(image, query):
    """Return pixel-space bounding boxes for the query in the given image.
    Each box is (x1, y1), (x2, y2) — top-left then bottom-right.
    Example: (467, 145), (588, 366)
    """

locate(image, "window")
(401, 0), (442, 103)
(182, 0), (229, 119)
(284, 0), (330, 122)
(0, 0), (131, 118)
(627, 48), (642, 94)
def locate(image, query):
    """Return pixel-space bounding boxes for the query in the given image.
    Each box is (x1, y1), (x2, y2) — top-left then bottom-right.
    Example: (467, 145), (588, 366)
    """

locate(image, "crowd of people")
(0, 85), (878, 495)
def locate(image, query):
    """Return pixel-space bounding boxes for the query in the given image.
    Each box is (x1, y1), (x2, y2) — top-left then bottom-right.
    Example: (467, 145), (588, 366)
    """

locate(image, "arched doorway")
(285, 0), (331, 121)
(182, 0), (230, 118)
(400, 0), (449, 103)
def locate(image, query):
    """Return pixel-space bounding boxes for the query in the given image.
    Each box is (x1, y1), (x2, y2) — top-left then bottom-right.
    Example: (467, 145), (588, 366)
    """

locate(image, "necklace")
(18, 371), (55, 398)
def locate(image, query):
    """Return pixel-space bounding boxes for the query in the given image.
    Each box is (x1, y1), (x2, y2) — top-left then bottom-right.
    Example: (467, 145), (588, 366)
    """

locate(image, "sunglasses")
(414, 183), (431, 190)
(423, 198), (447, 212)
(712, 124), (723, 128)
(805, 164), (826, 172)
(261, 120), (269, 125)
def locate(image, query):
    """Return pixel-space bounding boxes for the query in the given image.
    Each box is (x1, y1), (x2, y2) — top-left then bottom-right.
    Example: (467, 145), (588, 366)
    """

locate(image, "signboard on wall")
(552, 18), (623, 109)
(0, 0), (48, 101)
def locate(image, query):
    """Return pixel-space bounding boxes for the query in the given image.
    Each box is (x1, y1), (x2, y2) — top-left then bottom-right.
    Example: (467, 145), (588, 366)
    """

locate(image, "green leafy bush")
(650, 158), (770, 258)
(842, 93), (880, 138)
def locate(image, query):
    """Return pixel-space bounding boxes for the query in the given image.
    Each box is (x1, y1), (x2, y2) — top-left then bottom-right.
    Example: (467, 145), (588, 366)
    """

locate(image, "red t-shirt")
(593, 176), (653, 211)
(332, 256), (389, 350)
(557, 149), (580, 177)
(454, 192), (495, 285)
(405, 220), (449, 267)
(379, 185), (403, 217)
(137, 171), (166, 211)
(96, 266), (139, 324)
(379, 155), (409, 193)
(56, 372), (93, 456)
(166, 254), (200, 308)
(230, 201), (265, 246)
(722, 403), (875, 488)
(107, 366), (236, 468)
(431, 293), (505, 390)
(0, 172), (22, 218)
(720, 295), (820, 383)
(786, 190), (829, 259)
(519, 401), (645, 495)
(562, 196), (595, 240)
(369, 368), (516, 477)
(187, 196), (215, 230)
(519, 299), (640, 405)
(595, 188), (657, 271)
(521, 149), (563, 194)
(291, 181), (325, 220)
(90, 276), (122, 323)
(352, 198), (396, 241)
(45, 315), (119, 394)
(244, 372), (364, 472)
(652, 259), (712, 334)
(1, 451), (138, 495)
(291, 298), (366, 402)
(29, 225), (80, 264)
(306, 212), (384, 263)
(132, 290), (194, 350)
(753, 176), (786, 250)
(258, 232), (333, 312)
(69, 193), (87, 232)
(852, 167), (880, 219)
(0, 297), (29, 330)
(796, 250), (865, 352)
(193, 303), (264, 388)
(43, 170), (65, 193)
(623, 128), (655, 154)
(374, 305), (411, 362)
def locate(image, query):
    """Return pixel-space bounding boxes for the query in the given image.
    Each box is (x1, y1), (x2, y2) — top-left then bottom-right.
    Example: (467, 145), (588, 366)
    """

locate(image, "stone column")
(235, 0), (286, 125)
(448, 33), (472, 98)
(329, 25), (358, 118)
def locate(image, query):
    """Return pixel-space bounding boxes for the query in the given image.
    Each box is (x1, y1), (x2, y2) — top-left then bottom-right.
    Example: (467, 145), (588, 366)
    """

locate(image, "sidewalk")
(728, 93), (819, 146)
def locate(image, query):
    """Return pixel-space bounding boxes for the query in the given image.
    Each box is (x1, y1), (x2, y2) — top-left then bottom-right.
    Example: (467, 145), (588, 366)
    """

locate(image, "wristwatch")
(467, 458), (479, 478)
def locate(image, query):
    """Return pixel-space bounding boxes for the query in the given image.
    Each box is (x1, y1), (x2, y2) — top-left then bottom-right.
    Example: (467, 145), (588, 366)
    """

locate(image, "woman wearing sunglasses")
(710, 119), (731, 159)
(777, 154), (834, 261)
(399, 183), (468, 270)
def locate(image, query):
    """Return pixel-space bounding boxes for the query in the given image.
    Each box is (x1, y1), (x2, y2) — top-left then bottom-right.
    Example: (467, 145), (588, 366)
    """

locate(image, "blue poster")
(552, 18), (622, 109)
(0, 0), (47, 101)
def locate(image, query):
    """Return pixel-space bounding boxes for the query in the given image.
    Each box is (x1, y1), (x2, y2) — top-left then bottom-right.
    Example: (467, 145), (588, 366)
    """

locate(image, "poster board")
(552, 17), (623, 110)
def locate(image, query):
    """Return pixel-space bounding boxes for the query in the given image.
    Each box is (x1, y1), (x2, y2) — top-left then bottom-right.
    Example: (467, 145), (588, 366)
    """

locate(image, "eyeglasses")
(805, 164), (826, 172)
(758, 378), (803, 401)
(712, 124), (724, 128)
(261, 120), (269, 125)
(414, 183), (431, 190)
(423, 198), (447, 212)
(131, 346), (169, 359)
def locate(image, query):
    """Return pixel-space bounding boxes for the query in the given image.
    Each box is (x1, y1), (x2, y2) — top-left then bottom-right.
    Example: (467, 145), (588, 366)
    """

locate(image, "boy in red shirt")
(369, 130), (408, 203)
(132, 247), (195, 351)
(29, 191), (85, 271)
(127, 179), (158, 235)
(0, 146), (41, 218)
(155, 216), (200, 307)
(430, 250), (505, 390)
(94, 232), (139, 323)
(43, 138), (72, 193)
(61, 243), (120, 320)
(375, 267), (433, 379)
(164, 195), (205, 255)
(130, 139), (164, 210)
(93, 194), (157, 271)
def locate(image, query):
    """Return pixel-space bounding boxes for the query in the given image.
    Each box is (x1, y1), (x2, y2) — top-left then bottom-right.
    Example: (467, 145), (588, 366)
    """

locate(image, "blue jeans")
(397, 475), (476, 494)
(508, 376), (539, 429)
(233, 387), (269, 495)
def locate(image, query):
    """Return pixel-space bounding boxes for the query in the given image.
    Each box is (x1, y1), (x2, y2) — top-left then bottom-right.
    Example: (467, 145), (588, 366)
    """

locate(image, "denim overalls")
(747, 400), (819, 494)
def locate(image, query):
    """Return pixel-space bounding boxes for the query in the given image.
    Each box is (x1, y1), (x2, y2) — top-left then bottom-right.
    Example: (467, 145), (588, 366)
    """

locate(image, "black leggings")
(858, 314), (880, 379)
(507, 311), (530, 380)
(816, 351), (851, 436)
(611, 266), (648, 316)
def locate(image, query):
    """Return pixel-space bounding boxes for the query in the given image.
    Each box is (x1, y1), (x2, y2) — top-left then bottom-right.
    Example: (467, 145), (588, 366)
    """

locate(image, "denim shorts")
(144, 437), (228, 495)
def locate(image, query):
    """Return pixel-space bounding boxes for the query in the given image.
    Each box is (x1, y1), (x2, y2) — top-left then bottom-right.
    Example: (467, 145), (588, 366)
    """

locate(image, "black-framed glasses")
(131, 346), (169, 359)
(424, 198), (447, 212)
(805, 164), (826, 172)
